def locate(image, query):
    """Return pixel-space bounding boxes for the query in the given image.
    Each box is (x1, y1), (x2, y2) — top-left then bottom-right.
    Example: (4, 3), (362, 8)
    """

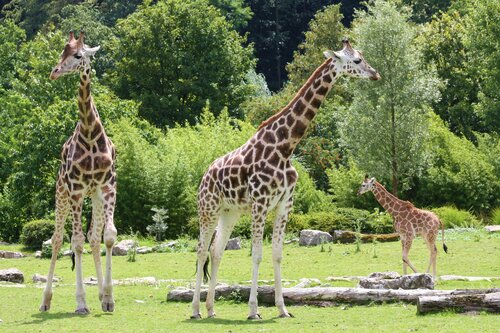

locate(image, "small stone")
(299, 230), (333, 246)
(0, 268), (24, 283)
(34, 251), (42, 259)
(484, 225), (500, 233)
(225, 237), (241, 250)
(153, 241), (177, 252)
(294, 278), (322, 288)
(284, 238), (299, 244)
(136, 246), (153, 254)
(32, 274), (59, 283)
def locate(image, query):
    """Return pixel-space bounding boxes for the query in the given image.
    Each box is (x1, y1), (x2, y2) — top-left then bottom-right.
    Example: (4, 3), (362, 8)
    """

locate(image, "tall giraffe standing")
(40, 31), (117, 314)
(192, 39), (381, 320)
(357, 176), (447, 277)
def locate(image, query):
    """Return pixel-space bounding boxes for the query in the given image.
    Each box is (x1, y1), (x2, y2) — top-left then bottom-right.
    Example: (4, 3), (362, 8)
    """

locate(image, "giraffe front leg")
(101, 187), (117, 312)
(272, 197), (293, 318)
(40, 191), (69, 311)
(248, 202), (267, 320)
(401, 237), (418, 275)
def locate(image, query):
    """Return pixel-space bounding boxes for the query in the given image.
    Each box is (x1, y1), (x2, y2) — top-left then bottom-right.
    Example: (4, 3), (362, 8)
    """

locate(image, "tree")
(336, 0), (441, 195)
(402, 0), (451, 23)
(111, 0), (255, 127)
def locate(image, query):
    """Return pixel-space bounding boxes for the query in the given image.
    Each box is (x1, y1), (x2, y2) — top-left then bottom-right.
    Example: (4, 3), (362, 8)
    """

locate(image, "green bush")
(20, 219), (65, 249)
(431, 206), (482, 229)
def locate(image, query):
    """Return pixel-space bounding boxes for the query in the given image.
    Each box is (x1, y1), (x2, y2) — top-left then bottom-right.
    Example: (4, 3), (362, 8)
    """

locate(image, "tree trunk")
(417, 292), (500, 314)
(167, 285), (500, 306)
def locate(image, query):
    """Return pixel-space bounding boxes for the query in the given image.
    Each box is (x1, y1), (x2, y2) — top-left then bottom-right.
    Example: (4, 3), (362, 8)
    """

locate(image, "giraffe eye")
(74, 54), (82, 59)
(353, 59), (362, 64)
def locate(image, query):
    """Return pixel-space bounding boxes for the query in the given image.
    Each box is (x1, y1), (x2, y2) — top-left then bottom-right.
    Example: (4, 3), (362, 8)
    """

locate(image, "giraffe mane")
(257, 57), (333, 130)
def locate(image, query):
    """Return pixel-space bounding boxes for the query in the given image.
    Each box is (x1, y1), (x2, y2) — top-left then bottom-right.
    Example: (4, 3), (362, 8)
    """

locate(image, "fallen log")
(417, 292), (500, 314)
(167, 285), (500, 306)
(331, 230), (400, 244)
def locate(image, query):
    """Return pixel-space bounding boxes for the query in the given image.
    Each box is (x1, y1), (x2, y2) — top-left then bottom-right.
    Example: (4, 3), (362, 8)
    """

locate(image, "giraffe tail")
(440, 219), (448, 253)
(195, 230), (217, 283)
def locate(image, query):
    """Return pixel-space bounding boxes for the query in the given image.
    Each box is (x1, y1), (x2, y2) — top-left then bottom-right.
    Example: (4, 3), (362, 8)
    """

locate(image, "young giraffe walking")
(192, 39), (381, 320)
(358, 176), (447, 278)
(40, 31), (117, 314)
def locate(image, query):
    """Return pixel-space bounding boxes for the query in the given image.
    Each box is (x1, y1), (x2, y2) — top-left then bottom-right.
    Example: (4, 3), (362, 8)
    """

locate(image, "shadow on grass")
(20, 311), (113, 325)
(183, 317), (278, 325)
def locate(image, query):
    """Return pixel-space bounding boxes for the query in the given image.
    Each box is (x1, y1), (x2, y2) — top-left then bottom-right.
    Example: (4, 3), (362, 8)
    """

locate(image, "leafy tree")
(337, 0), (441, 195)
(111, 0), (254, 127)
(419, 10), (480, 140)
(0, 19), (25, 91)
(402, 0), (451, 23)
(209, 0), (253, 29)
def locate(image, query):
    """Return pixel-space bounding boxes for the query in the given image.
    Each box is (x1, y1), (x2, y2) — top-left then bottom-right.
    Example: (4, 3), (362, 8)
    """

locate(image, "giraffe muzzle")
(370, 72), (381, 81)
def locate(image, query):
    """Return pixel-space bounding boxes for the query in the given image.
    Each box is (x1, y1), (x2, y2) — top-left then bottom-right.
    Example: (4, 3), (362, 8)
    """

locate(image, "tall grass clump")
(432, 206), (482, 229)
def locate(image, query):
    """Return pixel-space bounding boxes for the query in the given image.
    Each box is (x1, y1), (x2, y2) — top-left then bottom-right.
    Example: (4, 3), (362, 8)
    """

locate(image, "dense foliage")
(0, 0), (498, 242)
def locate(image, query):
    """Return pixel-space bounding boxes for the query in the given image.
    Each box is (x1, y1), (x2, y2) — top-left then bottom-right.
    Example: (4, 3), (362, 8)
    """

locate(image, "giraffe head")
(323, 39), (380, 81)
(50, 31), (100, 80)
(357, 175), (376, 196)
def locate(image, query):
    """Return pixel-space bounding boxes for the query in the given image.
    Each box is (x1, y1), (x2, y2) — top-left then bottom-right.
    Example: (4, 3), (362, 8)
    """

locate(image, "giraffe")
(40, 31), (117, 314)
(357, 176), (447, 278)
(191, 39), (381, 320)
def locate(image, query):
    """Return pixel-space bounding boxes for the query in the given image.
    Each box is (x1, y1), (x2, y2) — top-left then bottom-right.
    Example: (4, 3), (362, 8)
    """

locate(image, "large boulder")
(299, 230), (333, 246)
(0, 250), (25, 259)
(225, 237), (241, 250)
(0, 268), (24, 283)
(112, 240), (137, 256)
(358, 273), (434, 290)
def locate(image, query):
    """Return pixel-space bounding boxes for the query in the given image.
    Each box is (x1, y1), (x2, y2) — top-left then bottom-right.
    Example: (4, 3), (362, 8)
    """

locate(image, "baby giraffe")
(358, 176), (447, 277)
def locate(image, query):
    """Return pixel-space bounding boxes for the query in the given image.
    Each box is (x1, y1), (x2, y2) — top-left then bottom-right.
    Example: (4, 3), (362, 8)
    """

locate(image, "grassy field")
(0, 229), (499, 332)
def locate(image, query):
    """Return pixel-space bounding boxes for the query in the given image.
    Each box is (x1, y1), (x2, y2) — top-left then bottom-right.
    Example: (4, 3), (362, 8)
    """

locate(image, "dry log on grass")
(417, 292), (500, 314)
(167, 285), (500, 306)
(331, 231), (400, 244)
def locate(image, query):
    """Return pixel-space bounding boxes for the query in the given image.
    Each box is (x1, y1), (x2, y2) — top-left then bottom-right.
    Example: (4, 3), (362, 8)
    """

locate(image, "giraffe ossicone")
(358, 176), (448, 278)
(40, 31), (118, 314)
(191, 39), (380, 320)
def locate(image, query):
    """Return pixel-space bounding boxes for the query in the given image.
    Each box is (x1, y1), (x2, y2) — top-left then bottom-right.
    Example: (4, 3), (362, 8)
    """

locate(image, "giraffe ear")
(84, 45), (100, 57)
(370, 177), (376, 183)
(323, 50), (342, 60)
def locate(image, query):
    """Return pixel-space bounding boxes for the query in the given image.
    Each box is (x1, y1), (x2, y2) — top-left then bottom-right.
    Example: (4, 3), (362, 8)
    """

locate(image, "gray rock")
(484, 225), (500, 233)
(34, 251), (42, 259)
(284, 238), (299, 244)
(32, 274), (59, 283)
(153, 241), (178, 252)
(0, 250), (25, 259)
(112, 239), (137, 256)
(0, 268), (24, 283)
(136, 246), (153, 254)
(358, 273), (434, 290)
(299, 229), (333, 246)
(225, 237), (241, 250)
(62, 249), (73, 257)
(368, 271), (401, 279)
(294, 278), (322, 288)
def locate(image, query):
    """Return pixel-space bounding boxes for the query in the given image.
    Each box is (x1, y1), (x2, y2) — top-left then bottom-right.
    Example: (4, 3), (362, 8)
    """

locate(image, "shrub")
(491, 207), (500, 225)
(20, 219), (65, 249)
(431, 206), (482, 229)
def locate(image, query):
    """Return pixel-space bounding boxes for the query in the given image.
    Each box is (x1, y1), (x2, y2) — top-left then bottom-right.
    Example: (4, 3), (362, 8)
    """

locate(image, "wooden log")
(167, 285), (500, 306)
(417, 292), (500, 314)
(331, 230), (400, 244)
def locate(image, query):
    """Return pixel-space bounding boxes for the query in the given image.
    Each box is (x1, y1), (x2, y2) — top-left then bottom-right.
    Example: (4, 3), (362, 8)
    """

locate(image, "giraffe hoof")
(39, 304), (50, 312)
(279, 312), (294, 318)
(190, 314), (202, 320)
(102, 301), (115, 312)
(208, 313), (216, 318)
(75, 307), (90, 315)
(247, 313), (262, 320)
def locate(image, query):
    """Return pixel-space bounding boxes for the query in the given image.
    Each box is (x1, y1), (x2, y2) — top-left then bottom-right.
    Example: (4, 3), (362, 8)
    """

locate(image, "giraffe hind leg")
(40, 190), (69, 311)
(206, 210), (240, 318)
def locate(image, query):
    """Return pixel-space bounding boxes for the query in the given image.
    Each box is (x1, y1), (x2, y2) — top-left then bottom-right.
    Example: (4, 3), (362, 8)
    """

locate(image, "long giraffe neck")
(257, 58), (338, 154)
(77, 62), (102, 140)
(371, 182), (407, 216)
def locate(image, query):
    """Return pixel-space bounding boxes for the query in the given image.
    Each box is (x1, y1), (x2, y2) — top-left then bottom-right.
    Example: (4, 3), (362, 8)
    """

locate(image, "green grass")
(0, 229), (499, 332)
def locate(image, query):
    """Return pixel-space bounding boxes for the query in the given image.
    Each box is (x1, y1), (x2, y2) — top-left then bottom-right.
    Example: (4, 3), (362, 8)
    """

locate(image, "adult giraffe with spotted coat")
(358, 176), (448, 278)
(191, 39), (381, 320)
(40, 31), (117, 314)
